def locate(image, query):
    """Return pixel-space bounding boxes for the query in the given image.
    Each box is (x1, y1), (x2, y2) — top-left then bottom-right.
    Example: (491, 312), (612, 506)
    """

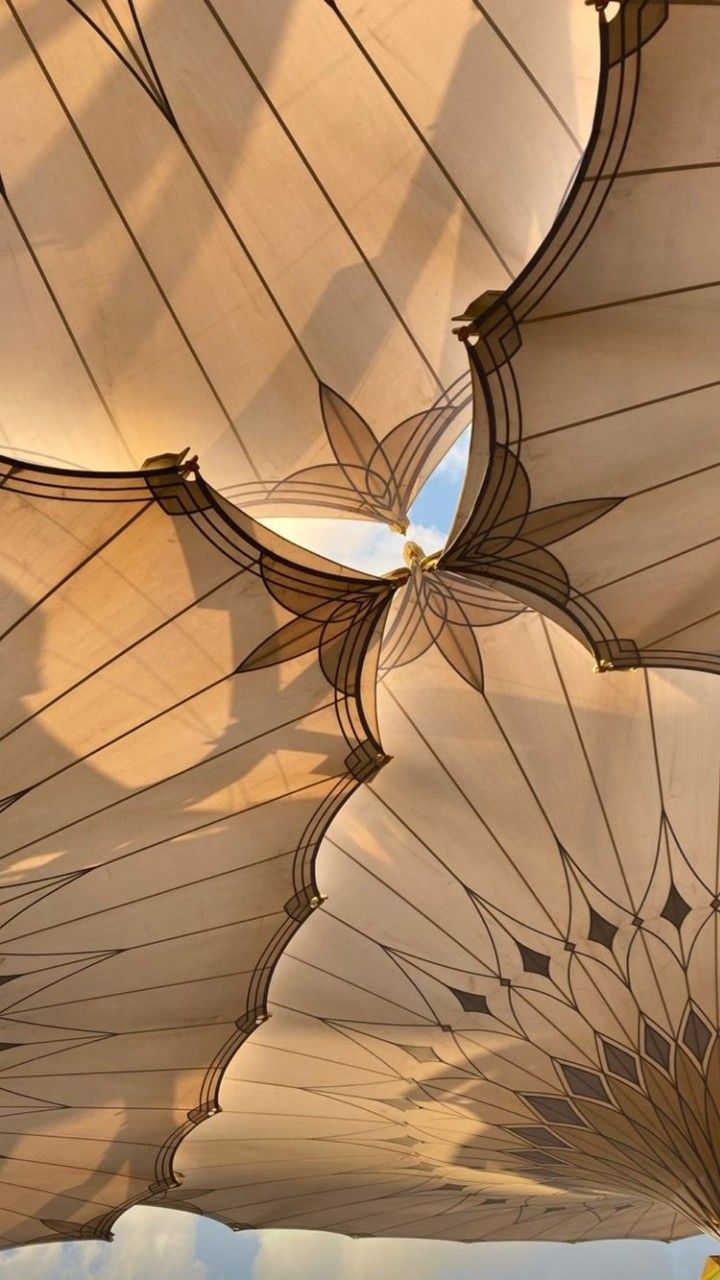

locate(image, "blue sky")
(2, 444), (715, 1278)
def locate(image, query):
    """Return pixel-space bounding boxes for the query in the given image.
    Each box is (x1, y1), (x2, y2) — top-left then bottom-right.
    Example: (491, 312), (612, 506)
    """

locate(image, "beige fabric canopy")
(446, 0), (720, 674)
(0, 0), (597, 524)
(1, 0), (719, 1264)
(163, 588), (720, 1242)
(0, 456), (389, 1247)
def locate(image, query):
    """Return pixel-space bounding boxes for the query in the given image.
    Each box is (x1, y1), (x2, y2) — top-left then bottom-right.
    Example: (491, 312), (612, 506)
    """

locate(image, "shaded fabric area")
(0, 0), (598, 524)
(163, 583), (720, 1240)
(445, 0), (720, 673)
(0, 458), (389, 1247)
(2, 0), (720, 1263)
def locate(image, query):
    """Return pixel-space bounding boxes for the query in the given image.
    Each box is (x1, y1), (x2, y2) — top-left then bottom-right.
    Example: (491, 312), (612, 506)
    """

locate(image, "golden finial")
(403, 541), (425, 568)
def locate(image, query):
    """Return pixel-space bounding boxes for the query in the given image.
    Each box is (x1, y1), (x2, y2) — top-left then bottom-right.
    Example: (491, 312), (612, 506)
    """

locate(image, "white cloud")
(262, 517), (446, 576)
(0, 1216), (713, 1280)
(435, 431), (470, 481)
(250, 1230), (715, 1280)
(0, 1207), (207, 1280)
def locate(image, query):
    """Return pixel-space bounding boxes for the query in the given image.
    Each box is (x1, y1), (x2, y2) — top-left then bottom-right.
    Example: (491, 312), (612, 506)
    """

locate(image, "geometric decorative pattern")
(444, 0), (720, 676)
(0, 1), (598, 515)
(0, 455), (391, 1248)
(163, 598), (720, 1243)
(0, 0), (719, 1264)
(231, 384), (462, 529)
(381, 563), (525, 690)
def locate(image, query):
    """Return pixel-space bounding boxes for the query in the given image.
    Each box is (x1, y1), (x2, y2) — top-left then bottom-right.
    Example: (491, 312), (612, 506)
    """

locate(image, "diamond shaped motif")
(511, 1125), (570, 1148)
(525, 1095), (585, 1127)
(588, 906), (618, 950)
(601, 1040), (640, 1086)
(643, 1022), (672, 1071)
(405, 1045), (440, 1063)
(683, 1009), (712, 1063)
(517, 943), (551, 977)
(450, 988), (490, 1014)
(560, 1063), (611, 1102)
(661, 883), (691, 928)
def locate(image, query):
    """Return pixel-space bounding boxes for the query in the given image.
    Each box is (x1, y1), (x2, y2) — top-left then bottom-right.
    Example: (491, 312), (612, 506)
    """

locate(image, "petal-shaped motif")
(167, 604), (720, 1242)
(253, 390), (468, 526)
(443, 444), (621, 613)
(0, 1), (599, 516)
(447, 1), (720, 674)
(0, 455), (390, 1248)
(381, 569), (523, 691)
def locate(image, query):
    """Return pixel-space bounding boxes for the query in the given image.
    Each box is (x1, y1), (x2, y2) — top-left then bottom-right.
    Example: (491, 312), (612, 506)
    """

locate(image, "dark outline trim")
(0, 451), (395, 1248)
(442, 1), (720, 677)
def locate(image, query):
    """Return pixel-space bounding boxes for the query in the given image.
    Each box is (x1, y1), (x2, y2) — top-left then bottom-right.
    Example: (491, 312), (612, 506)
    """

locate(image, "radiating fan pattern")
(0, 0), (718, 1264)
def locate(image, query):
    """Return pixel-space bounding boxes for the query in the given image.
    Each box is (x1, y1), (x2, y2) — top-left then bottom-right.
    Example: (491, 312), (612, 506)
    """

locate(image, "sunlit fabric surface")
(0, 0), (598, 524)
(1, 0), (720, 1264)
(164, 587), (720, 1242)
(446, 0), (720, 673)
(0, 459), (389, 1247)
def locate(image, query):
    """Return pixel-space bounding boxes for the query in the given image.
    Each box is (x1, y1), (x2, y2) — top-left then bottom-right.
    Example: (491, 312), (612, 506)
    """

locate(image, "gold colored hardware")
(403, 541), (425, 568)
(142, 447), (190, 471)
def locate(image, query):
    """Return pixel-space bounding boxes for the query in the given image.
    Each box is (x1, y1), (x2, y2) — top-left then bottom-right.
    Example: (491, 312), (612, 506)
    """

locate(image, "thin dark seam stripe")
(0, 1175), (118, 1211)
(63, 0), (170, 114)
(626, 456), (720, 500)
(63, 0), (315, 415)
(100, 0), (160, 85)
(510, 376), (720, 445)
(9, 959), (274, 1019)
(510, 12), (638, 319)
(126, 0), (176, 115)
(7, 1), (261, 479)
(0, 190), (134, 464)
(255, 1185), (464, 1229)
(278, 951), (423, 1019)
(1, 864), (293, 946)
(581, 529), (720, 594)
(648, 603), (720, 648)
(201, 0), (447, 398)
(470, 1), (583, 151)
(216, 1176), (418, 1212)
(586, 158), (720, 180)
(326, 836), (491, 969)
(0, 565), (246, 749)
(383, 685), (562, 935)
(525, 275), (720, 324)
(131, 23), (319, 392)
(329, 4), (513, 277)
(639, 672), (689, 1027)
(0, 1130), (182, 1150)
(0, 701), (340, 862)
(3, 671), (334, 821)
(0, 501), (152, 645)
